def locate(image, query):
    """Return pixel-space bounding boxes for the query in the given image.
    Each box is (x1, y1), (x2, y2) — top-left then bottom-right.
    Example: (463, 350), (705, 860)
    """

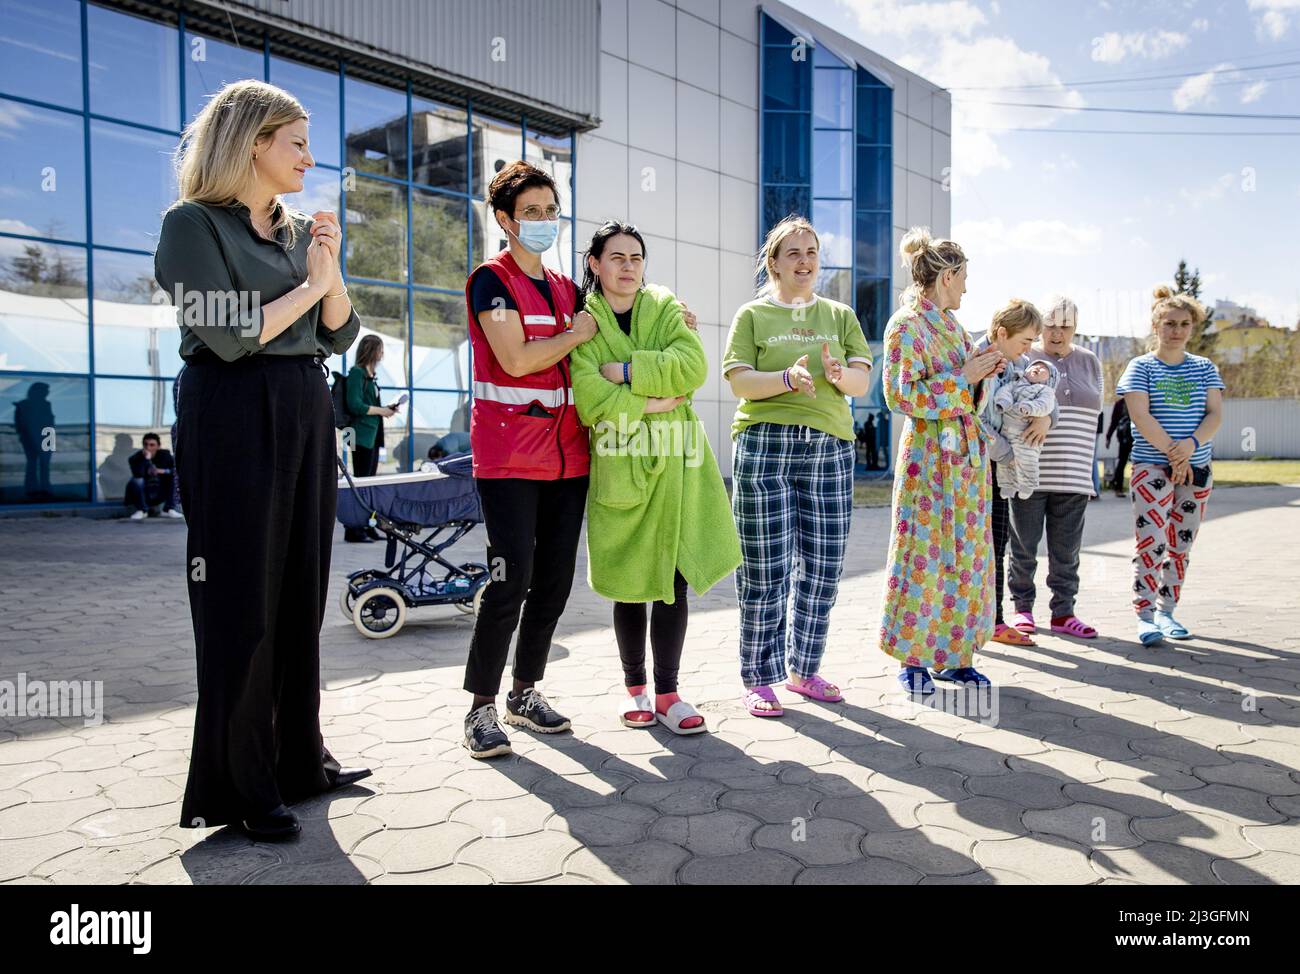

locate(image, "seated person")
(126, 433), (182, 520)
(425, 430), (472, 463)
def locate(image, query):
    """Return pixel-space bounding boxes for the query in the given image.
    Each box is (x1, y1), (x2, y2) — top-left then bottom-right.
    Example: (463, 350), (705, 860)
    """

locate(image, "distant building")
(1207, 299), (1285, 365)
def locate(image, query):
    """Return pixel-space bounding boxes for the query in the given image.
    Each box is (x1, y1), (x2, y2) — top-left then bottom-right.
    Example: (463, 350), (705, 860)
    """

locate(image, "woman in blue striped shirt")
(1117, 285), (1224, 645)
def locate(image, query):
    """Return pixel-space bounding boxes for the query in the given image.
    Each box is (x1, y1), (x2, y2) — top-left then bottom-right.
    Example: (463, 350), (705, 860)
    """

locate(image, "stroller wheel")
(339, 571), (378, 621)
(354, 586), (407, 639)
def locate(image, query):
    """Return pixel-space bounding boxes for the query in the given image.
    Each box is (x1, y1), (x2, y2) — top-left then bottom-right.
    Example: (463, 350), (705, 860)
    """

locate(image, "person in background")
(155, 80), (370, 841)
(1091, 411), (1104, 498)
(975, 298), (1052, 648)
(1117, 284), (1223, 645)
(1007, 295), (1103, 641)
(724, 215), (872, 716)
(126, 432), (182, 520)
(14, 382), (54, 501)
(570, 220), (739, 735)
(343, 333), (399, 542)
(1106, 396), (1133, 496)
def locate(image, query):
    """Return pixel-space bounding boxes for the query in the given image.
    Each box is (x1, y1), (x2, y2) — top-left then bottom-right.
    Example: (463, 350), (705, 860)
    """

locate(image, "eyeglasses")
(518, 205), (561, 221)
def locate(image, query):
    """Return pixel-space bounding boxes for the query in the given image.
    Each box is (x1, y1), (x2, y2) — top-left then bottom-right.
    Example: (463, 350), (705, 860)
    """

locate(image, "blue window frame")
(0, 0), (576, 506)
(760, 13), (895, 473)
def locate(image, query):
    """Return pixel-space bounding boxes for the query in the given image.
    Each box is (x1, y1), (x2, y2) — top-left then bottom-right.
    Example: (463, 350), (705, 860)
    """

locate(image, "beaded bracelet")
(782, 368), (793, 391)
(622, 361), (630, 385)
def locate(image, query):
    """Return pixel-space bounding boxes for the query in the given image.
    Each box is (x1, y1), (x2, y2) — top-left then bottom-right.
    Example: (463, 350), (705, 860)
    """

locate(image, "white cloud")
(1177, 172), (1236, 208)
(952, 217), (1103, 257)
(837, 0), (987, 37)
(1241, 79), (1270, 103)
(1173, 62), (1232, 110)
(1248, 1), (1300, 39)
(896, 35), (1084, 179)
(1090, 30), (1190, 64)
(1191, 17), (1210, 32)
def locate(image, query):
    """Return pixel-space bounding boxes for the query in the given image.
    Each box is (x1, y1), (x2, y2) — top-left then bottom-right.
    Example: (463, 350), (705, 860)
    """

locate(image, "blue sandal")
(932, 666), (992, 687)
(1154, 611), (1191, 640)
(1137, 618), (1164, 646)
(898, 666), (934, 697)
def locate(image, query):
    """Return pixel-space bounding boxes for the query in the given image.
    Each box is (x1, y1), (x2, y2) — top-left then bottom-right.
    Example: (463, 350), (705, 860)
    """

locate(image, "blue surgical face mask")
(513, 218), (559, 254)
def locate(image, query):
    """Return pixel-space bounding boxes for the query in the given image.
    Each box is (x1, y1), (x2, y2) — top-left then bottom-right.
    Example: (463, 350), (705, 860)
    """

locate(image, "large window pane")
(348, 284), (407, 389)
(413, 293), (468, 390)
(412, 96), (468, 193)
(856, 145), (890, 211)
(409, 389), (469, 461)
(271, 56), (340, 168)
(471, 113), (521, 197)
(0, 0), (82, 109)
(93, 377), (175, 502)
(92, 249), (181, 378)
(344, 75), (406, 179)
(526, 129), (573, 217)
(0, 238), (87, 373)
(0, 100), (86, 241)
(283, 164), (340, 220)
(762, 46), (810, 112)
(0, 372), (90, 503)
(762, 185), (810, 232)
(816, 268), (850, 306)
(813, 129), (852, 199)
(812, 199), (851, 267)
(184, 30), (263, 125)
(412, 189), (467, 289)
(855, 275), (891, 342)
(90, 120), (176, 251)
(856, 80), (891, 145)
(345, 177), (407, 283)
(87, 3), (179, 130)
(855, 211), (891, 277)
(471, 198), (507, 266)
(813, 67), (852, 129)
(762, 113), (809, 186)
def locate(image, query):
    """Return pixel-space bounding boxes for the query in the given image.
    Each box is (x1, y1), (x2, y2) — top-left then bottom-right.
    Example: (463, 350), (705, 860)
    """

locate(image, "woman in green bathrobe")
(570, 221), (741, 735)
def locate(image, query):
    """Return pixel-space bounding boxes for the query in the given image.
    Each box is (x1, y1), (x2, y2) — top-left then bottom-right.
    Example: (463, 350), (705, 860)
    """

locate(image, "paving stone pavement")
(1, 485), (1298, 885)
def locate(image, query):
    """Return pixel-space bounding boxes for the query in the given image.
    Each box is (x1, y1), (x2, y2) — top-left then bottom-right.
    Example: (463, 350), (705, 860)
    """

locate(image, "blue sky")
(799, 0), (1300, 336)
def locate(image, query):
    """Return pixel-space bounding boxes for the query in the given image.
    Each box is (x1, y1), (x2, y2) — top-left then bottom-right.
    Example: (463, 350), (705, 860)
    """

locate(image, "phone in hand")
(388, 394), (409, 410)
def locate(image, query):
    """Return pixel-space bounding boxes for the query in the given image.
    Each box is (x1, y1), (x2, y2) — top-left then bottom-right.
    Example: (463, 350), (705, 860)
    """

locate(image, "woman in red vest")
(461, 161), (597, 758)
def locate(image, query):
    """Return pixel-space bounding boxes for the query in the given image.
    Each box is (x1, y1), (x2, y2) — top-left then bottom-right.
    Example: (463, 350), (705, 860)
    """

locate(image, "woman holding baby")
(1006, 296), (1103, 641)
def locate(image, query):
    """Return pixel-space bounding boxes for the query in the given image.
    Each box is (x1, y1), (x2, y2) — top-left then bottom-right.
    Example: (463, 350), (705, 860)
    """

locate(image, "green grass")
(853, 480), (894, 507)
(1206, 459), (1300, 487)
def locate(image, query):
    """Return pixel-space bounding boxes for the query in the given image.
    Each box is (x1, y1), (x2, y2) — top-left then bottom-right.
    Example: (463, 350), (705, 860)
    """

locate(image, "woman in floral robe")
(879, 229), (1005, 696)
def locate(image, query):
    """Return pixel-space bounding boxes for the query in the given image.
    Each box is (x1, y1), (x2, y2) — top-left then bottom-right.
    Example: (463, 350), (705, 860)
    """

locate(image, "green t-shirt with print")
(722, 295), (873, 441)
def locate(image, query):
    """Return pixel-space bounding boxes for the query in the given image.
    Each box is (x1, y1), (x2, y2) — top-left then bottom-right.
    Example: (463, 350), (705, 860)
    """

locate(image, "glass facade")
(760, 13), (894, 472)
(0, 0), (576, 507)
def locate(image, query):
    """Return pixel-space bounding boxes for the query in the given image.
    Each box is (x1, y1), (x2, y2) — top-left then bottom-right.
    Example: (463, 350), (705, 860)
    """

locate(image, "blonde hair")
(987, 298), (1043, 342)
(899, 226), (966, 303)
(173, 80), (308, 244)
(1148, 283), (1206, 351)
(755, 215), (819, 295)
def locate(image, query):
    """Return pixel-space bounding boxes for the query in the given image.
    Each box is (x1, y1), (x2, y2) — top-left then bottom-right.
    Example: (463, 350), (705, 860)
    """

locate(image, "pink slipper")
(1051, 615), (1097, 639)
(742, 685), (784, 717)
(1010, 611), (1035, 636)
(785, 673), (843, 703)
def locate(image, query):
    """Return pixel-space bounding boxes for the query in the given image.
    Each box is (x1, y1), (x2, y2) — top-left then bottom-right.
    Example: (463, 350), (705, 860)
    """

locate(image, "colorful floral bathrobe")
(878, 294), (995, 668)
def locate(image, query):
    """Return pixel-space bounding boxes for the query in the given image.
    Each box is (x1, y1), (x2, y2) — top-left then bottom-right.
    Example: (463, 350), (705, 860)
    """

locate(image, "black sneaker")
(463, 703), (512, 759)
(504, 688), (571, 734)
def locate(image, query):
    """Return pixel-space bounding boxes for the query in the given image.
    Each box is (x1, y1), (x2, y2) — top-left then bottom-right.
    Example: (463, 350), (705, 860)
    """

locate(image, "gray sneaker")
(463, 703), (512, 759)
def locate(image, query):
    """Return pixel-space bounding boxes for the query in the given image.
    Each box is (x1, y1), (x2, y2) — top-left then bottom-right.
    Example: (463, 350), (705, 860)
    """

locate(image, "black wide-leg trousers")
(175, 353), (341, 828)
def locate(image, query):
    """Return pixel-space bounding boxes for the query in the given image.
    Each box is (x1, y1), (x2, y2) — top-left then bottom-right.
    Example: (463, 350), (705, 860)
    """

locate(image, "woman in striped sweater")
(1007, 295), (1102, 640)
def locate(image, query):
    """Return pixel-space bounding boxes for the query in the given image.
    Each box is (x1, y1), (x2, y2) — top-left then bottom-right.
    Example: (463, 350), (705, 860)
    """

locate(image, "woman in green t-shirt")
(722, 216), (873, 717)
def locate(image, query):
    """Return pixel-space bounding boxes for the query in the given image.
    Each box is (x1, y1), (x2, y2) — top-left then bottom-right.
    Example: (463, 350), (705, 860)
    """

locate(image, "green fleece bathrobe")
(570, 284), (741, 604)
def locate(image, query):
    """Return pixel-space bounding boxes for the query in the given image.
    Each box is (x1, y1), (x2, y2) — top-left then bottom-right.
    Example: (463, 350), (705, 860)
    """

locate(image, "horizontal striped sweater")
(1034, 344), (1103, 495)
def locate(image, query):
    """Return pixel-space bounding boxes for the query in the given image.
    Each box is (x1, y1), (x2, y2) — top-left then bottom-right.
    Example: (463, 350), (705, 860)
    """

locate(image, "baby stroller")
(336, 452), (489, 639)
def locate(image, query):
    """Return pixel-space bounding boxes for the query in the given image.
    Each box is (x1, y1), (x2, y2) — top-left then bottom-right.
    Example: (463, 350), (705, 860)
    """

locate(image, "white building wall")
(580, 0), (951, 477)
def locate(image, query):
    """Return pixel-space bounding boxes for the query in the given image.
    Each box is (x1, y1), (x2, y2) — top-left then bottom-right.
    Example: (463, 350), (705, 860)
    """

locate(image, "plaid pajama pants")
(732, 422), (854, 687)
(1129, 462), (1213, 618)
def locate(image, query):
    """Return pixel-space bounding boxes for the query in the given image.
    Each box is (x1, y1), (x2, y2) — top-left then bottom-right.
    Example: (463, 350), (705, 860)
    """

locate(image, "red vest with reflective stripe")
(465, 251), (589, 480)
